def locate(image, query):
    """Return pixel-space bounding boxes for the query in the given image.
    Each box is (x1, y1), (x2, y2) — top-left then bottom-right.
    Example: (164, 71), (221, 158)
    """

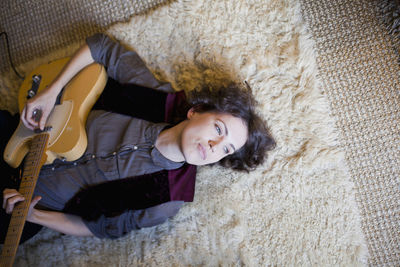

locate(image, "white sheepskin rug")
(0, 0), (368, 265)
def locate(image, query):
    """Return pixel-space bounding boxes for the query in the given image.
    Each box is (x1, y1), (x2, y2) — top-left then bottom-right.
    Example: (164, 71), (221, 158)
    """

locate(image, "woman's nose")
(208, 137), (223, 152)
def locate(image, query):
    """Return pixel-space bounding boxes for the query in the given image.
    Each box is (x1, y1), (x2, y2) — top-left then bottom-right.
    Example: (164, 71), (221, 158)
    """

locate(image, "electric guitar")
(0, 58), (107, 267)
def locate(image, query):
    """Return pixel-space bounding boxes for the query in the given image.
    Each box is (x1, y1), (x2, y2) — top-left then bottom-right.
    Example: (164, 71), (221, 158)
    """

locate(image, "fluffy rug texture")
(0, 0), (368, 265)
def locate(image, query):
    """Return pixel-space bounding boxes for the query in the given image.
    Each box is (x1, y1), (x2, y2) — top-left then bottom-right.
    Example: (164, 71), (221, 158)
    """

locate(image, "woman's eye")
(215, 125), (222, 135)
(223, 146), (229, 154)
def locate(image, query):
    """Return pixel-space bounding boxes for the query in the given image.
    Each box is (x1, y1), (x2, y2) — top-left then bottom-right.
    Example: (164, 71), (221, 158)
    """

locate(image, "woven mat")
(300, 0), (400, 265)
(0, 0), (169, 73)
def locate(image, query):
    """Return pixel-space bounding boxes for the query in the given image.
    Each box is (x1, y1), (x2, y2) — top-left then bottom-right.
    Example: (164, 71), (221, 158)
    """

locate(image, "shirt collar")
(145, 122), (185, 170)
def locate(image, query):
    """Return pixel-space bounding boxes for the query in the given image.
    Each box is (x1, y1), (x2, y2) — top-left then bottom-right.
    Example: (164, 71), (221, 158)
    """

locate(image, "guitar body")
(3, 58), (107, 168)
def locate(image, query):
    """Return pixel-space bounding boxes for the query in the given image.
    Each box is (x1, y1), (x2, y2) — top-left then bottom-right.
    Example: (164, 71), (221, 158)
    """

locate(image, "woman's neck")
(155, 120), (187, 162)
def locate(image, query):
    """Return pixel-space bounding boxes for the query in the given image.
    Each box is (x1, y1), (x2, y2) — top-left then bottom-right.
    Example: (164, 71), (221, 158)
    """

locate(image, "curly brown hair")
(187, 84), (276, 172)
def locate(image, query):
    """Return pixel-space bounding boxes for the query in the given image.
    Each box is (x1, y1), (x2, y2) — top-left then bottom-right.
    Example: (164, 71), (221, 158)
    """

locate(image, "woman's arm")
(23, 33), (175, 130)
(83, 201), (184, 239)
(87, 33), (174, 92)
(2, 188), (93, 237)
(22, 44), (94, 130)
(3, 188), (183, 239)
(29, 209), (93, 237)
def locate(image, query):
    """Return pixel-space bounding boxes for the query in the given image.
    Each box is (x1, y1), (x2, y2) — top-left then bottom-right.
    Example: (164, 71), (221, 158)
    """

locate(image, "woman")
(1, 34), (275, 242)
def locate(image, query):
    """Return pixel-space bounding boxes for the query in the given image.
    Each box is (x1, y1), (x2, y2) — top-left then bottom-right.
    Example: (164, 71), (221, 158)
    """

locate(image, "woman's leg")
(0, 110), (43, 244)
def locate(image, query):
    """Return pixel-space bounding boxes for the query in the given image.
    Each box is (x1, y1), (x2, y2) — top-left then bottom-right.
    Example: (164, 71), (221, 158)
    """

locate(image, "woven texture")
(0, 0), (169, 73)
(300, 0), (400, 265)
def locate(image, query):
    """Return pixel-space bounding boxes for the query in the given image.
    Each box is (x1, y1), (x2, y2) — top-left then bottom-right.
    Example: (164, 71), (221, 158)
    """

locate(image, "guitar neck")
(0, 133), (49, 267)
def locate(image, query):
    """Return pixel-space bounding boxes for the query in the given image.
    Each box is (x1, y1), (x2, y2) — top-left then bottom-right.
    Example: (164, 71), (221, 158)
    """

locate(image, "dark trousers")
(0, 110), (43, 244)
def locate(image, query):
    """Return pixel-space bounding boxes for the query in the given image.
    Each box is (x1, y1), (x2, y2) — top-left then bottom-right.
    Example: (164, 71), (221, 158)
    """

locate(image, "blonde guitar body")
(4, 58), (107, 168)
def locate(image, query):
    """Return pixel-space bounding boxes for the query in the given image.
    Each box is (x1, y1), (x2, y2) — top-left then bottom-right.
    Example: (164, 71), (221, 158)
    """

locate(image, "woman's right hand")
(21, 85), (59, 131)
(20, 43), (95, 131)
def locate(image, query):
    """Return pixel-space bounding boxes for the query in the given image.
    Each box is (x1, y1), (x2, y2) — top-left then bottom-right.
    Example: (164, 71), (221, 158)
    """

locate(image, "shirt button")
(112, 152), (117, 155)
(51, 167), (55, 171)
(133, 146), (138, 150)
(91, 155), (96, 159)
(73, 162), (77, 166)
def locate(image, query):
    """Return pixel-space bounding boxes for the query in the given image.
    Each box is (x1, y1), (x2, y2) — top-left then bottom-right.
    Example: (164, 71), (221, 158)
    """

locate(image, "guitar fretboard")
(0, 133), (49, 267)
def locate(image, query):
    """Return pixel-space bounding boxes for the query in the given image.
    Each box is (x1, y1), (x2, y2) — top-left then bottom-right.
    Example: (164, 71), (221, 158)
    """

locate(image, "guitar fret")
(8, 220), (25, 224)
(21, 181), (34, 184)
(25, 157), (40, 164)
(19, 180), (37, 185)
(20, 179), (35, 183)
(8, 225), (25, 230)
(2, 233), (19, 239)
(1, 245), (17, 249)
(19, 185), (36, 191)
(19, 187), (35, 192)
(18, 188), (35, 192)
(18, 187), (35, 192)
(20, 182), (34, 186)
(20, 181), (34, 185)
(23, 166), (37, 170)
(2, 249), (14, 253)
(9, 213), (26, 219)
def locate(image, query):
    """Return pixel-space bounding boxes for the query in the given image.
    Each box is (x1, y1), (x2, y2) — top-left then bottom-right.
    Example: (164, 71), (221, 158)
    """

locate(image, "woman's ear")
(187, 107), (195, 119)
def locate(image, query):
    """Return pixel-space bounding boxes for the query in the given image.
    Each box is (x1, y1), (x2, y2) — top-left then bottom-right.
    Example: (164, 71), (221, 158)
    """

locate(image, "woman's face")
(180, 109), (248, 166)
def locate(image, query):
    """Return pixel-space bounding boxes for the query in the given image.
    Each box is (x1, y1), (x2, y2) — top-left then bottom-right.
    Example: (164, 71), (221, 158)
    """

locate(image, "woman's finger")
(21, 105), (38, 130)
(2, 189), (21, 209)
(21, 107), (33, 130)
(27, 196), (42, 220)
(39, 109), (49, 131)
(5, 195), (25, 214)
(26, 104), (40, 128)
(31, 196), (42, 207)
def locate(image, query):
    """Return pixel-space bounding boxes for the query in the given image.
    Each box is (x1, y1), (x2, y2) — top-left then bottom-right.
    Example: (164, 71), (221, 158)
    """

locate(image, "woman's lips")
(198, 143), (207, 160)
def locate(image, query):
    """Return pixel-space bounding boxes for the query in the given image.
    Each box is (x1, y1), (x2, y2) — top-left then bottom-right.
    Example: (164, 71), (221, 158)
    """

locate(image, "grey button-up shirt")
(34, 33), (186, 239)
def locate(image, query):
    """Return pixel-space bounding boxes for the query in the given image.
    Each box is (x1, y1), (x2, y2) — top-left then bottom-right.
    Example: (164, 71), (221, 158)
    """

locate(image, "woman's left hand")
(2, 188), (41, 220)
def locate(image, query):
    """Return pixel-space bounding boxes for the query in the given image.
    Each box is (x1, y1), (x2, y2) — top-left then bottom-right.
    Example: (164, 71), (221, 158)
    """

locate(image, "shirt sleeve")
(86, 33), (174, 93)
(83, 201), (184, 239)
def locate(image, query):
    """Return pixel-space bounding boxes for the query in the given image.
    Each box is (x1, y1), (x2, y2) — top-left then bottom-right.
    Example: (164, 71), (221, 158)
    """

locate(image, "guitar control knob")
(27, 75), (42, 99)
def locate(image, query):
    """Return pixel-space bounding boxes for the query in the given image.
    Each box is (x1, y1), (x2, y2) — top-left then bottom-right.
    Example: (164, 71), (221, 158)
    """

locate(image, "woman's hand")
(2, 188), (42, 221)
(21, 87), (59, 131)
(3, 188), (93, 236)
(20, 44), (94, 131)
